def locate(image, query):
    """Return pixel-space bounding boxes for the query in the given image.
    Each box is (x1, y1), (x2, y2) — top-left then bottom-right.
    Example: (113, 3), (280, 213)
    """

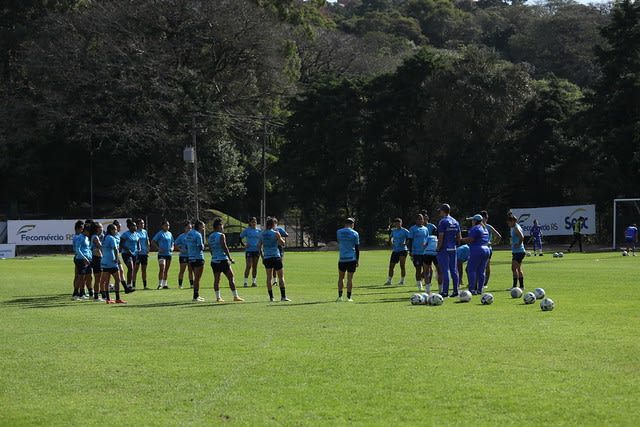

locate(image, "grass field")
(1, 249), (639, 425)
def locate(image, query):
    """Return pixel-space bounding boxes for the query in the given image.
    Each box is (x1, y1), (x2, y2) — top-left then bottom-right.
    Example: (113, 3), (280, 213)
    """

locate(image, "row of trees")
(0, 0), (638, 244)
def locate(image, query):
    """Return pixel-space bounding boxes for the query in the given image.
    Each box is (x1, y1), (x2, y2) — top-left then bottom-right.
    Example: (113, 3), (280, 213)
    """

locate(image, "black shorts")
(263, 257), (283, 270)
(424, 255), (438, 266)
(91, 256), (103, 274)
(74, 258), (91, 275)
(338, 261), (357, 273)
(158, 255), (172, 261)
(122, 253), (137, 264)
(102, 267), (118, 274)
(135, 254), (148, 265)
(211, 260), (231, 274)
(412, 254), (427, 267)
(179, 255), (189, 264)
(488, 247), (493, 259)
(390, 250), (408, 264)
(512, 252), (526, 263)
(190, 259), (205, 268)
(245, 251), (260, 259)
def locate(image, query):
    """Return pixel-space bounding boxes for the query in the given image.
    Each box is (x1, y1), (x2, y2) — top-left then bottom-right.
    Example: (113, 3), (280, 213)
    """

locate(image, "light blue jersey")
(456, 244), (470, 262)
(261, 229), (281, 259)
(120, 230), (140, 255)
(175, 232), (188, 255)
(389, 227), (410, 252)
(424, 235), (438, 256)
(186, 229), (204, 261)
(337, 227), (360, 262)
(136, 229), (149, 255)
(511, 224), (525, 253)
(90, 234), (103, 251)
(240, 227), (261, 252)
(74, 234), (92, 261)
(425, 223), (437, 237)
(152, 231), (174, 257)
(437, 216), (460, 252)
(208, 232), (228, 262)
(101, 235), (118, 268)
(408, 225), (428, 255)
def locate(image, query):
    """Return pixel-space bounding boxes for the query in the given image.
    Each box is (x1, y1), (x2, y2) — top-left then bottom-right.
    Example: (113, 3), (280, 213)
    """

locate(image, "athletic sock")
(105, 291), (110, 300)
(143, 280), (147, 288)
(425, 283), (431, 294)
(347, 291), (352, 299)
(193, 289), (199, 299)
(513, 277), (518, 287)
(121, 280), (127, 289)
(399, 276), (405, 284)
(179, 279), (183, 287)
(232, 289), (239, 298)
(279, 287), (286, 298)
(215, 290), (221, 299)
(387, 276), (392, 283)
(189, 279), (194, 287)
(338, 290), (343, 298)
(518, 277), (524, 288)
(243, 278), (248, 285)
(72, 289), (79, 297)
(268, 290), (274, 299)
(252, 278), (257, 285)
(115, 290), (120, 299)
(132, 281), (136, 287)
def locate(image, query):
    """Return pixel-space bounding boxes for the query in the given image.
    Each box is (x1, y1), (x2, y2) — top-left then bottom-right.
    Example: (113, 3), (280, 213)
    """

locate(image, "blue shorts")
(91, 256), (102, 274)
(211, 260), (231, 274)
(625, 237), (635, 244)
(190, 259), (204, 268)
(338, 261), (357, 273)
(263, 257), (283, 270)
(390, 250), (407, 264)
(74, 258), (91, 275)
(179, 255), (189, 264)
(245, 251), (260, 258)
(135, 254), (148, 265)
(122, 253), (137, 264)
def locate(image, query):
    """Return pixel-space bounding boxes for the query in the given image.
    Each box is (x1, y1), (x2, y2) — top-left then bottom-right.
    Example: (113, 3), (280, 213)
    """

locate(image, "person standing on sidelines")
(100, 224), (128, 304)
(270, 218), (288, 287)
(186, 220), (206, 302)
(175, 221), (194, 289)
(479, 210), (501, 289)
(530, 219), (543, 256)
(72, 222), (93, 300)
(384, 218), (410, 286)
(134, 218), (150, 289)
(462, 214), (491, 295)
(624, 223), (638, 255)
(436, 204), (461, 298)
(568, 216), (585, 253)
(336, 217), (360, 302)
(507, 213), (526, 289)
(151, 220), (174, 289)
(240, 217), (261, 288)
(90, 222), (104, 301)
(120, 219), (140, 290)
(208, 218), (244, 302)
(407, 214), (429, 292)
(259, 217), (290, 302)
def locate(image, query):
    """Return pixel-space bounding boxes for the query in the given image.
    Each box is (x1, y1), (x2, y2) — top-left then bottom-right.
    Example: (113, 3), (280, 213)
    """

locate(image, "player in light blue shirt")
(151, 220), (174, 289)
(208, 218), (244, 302)
(186, 220), (206, 301)
(624, 224), (638, 256)
(72, 222), (93, 299)
(336, 217), (360, 302)
(174, 222), (194, 289)
(507, 214), (526, 289)
(99, 224), (128, 303)
(436, 203), (462, 297)
(530, 219), (543, 256)
(269, 218), (289, 287)
(384, 218), (410, 286)
(259, 217), (290, 302)
(407, 214), (430, 292)
(240, 217), (261, 287)
(423, 212), (440, 293)
(134, 218), (150, 289)
(120, 219), (140, 289)
(462, 215), (491, 294)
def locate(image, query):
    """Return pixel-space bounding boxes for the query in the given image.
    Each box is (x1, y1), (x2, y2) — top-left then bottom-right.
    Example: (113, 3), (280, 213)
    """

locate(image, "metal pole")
(89, 144), (94, 219)
(613, 199), (617, 250)
(193, 117), (199, 221)
(261, 120), (267, 227)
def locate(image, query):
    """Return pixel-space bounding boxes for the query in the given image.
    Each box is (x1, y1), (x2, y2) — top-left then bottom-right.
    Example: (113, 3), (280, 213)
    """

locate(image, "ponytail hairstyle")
(265, 217), (275, 230)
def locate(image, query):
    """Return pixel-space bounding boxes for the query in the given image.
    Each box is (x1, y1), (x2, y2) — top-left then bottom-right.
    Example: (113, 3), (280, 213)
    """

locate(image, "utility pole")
(261, 120), (267, 228)
(192, 116), (199, 221)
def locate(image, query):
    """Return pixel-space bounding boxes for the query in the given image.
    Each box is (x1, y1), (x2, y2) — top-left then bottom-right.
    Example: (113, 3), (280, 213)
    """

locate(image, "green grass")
(205, 209), (247, 233)
(1, 250), (639, 425)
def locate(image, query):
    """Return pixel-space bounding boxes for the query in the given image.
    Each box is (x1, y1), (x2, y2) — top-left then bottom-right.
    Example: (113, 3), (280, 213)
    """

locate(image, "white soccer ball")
(540, 297), (555, 311)
(410, 293), (424, 305)
(523, 292), (536, 304)
(526, 251), (532, 257)
(480, 293), (494, 305)
(553, 252), (559, 258)
(510, 287), (523, 298)
(558, 252), (564, 257)
(420, 293), (430, 304)
(459, 290), (472, 302)
(428, 293), (444, 306)
(534, 288), (545, 299)
(622, 251), (629, 256)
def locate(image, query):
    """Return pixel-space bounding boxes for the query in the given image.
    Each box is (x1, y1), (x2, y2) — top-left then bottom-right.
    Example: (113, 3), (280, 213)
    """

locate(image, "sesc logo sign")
(511, 205), (596, 236)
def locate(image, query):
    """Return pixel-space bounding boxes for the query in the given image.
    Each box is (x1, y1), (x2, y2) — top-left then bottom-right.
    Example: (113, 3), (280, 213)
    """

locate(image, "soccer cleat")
(335, 297), (343, 302)
(192, 296), (205, 302)
(162, 285), (169, 289)
(80, 294), (90, 300)
(347, 298), (354, 302)
(157, 285), (162, 290)
(281, 297), (291, 302)
(178, 285), (183, 289)
(124, 286), (135, 294)
(115, 299), (127, 304)
(72, 295), (81, 301)
(93, 297), (104, 302)
(251, 283), (257, 287)
(216, 298), (225, 302)
(106, 299), (115, 304)
(273, 282), (278, 287)
(269, 297), (276, 302)
(233, 297), (245, 302)
(383, 281), (392, 286)
(450, 292), (459, 298)
(394, 282), (405, 286)
(243, 284), (248, 288)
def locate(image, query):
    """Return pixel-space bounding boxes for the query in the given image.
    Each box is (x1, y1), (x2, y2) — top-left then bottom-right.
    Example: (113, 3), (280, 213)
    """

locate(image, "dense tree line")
(1, 0), (639, 245)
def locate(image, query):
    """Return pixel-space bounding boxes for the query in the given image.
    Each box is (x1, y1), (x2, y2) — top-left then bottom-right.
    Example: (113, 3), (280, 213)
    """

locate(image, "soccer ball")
(459, 290), (472, 302)
(540, 297), (555, 311)
(421, 293), (430, 305)
(622, 251), (629, 256)
(553, 252), (559, 258)
(526, 251), (532, 257)
(558, 252), (564, 258)
(480, 293), (494, 305)
(534, 288), (545, 299)
(410, 293), (424, 305)
(510, 287), (523, 298)
(523, 292), (536, 304)
(428, 293), (444, 306)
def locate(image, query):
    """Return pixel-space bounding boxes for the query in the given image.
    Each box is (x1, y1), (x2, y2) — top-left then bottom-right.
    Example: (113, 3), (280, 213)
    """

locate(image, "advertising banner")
(7, 219), (127, 245)
(0, 243), (16, 258)
(510, 205), (596, 236)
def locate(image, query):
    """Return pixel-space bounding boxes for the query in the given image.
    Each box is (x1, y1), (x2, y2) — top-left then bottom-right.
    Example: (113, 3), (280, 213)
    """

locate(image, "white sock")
(244, 278), (248, 285)
(416, 280), (422, 288)
(252, 278), (256, 284)
(425, 283), (431, 294)
(387, 276), (392, 283)
(399, 276), (405, 283)
(232, 289), (239, 298)
(215, 290), (221, 299)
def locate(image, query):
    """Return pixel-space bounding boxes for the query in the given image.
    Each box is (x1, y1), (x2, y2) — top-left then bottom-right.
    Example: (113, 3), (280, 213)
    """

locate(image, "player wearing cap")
(336, 218), (359, 302)
(530, 219), (543, 256)
(384, 218), (410, 286)
(462, 214), (491, 295)
(436, 204), (462, 297)
(624, 223), (638, 256)
(407, 214), (429, 292)
(507, 213), (526, 289)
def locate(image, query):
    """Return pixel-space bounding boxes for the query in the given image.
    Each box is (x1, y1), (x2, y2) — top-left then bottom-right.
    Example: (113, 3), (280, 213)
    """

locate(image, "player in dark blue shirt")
(436, 204), (462, 297)
(530, 219), (543, 256)
(624, 224), (638, 256)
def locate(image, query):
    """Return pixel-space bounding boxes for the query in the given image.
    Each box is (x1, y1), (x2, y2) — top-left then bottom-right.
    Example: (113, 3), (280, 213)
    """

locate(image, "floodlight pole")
(261, 120), (267, 228)
(192, 117), (199, 221)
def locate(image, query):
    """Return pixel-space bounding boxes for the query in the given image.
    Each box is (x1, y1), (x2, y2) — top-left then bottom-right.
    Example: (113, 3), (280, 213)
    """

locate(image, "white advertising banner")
(0, 244), (16, 258)
(7, 219), (128, 245)
(510, 205), (596, 236)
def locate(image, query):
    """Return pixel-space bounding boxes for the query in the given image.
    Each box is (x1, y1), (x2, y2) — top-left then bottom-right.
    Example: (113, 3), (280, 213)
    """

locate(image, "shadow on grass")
(2, 294), (77, 309)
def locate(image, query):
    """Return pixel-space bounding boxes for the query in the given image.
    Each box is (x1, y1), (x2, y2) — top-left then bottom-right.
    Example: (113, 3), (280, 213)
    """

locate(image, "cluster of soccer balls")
(410, 288), (554, 311)
(510, 287), (554, 311)
(552, 252), (564, 258)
